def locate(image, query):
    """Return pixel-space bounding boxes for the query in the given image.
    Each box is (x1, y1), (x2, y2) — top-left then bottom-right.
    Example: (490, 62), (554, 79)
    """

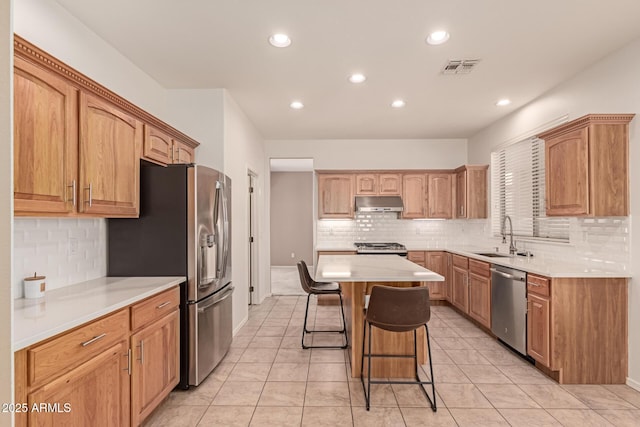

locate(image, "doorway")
(269, 158), (314, 295)
(248, 170), (258, 305)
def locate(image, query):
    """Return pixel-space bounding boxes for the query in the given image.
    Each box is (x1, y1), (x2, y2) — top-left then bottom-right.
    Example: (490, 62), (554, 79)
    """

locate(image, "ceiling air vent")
(442, 59), (481, 75)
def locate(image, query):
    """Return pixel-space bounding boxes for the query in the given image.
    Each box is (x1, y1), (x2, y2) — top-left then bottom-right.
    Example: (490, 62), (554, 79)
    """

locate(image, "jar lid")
(24, 276), (45, 281)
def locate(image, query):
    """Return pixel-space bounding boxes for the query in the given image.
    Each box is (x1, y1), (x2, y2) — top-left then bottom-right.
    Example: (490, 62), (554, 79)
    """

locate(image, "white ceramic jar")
(24, 275), (46, 299)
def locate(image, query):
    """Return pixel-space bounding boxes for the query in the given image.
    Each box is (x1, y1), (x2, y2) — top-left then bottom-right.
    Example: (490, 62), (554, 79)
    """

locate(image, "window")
(491, 137), (569, 241)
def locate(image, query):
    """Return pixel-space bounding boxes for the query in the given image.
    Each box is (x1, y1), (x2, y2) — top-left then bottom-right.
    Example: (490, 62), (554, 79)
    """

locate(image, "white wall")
(14, 0), (168, 119)
(0, 1), (12, 425)
(166, 89), (225, 171)
(222, 90), (267, 327)
(267, 139), (467, 170)
(468, 37), (640, 387)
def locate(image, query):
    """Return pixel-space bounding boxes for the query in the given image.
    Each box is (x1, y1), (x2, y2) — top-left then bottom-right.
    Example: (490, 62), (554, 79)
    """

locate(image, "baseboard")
(627, 377), (640, 391)
(233, 315), (248, 336)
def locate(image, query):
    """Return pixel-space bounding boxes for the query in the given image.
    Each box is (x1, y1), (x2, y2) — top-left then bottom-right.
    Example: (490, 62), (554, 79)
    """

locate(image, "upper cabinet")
(355, 173), (402, 195)
(538, 114), (634, 217)
(318, 173), (355, 218)
(455, 165), (488, 219)
(13, 36), (199, 218)
(143, 125), (195, 166)
(426, 173), (454, 219)
(402, 174), (426, 219)
(79, 93), (142, 217)
(14, 57), (78, 216)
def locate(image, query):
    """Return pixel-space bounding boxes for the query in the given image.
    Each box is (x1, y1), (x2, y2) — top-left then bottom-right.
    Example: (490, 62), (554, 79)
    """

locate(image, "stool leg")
(425, 323), (437, 412)
(366, 323), (372, 411)
(301, 293), (311, 349)
(360, 320), (369, 410)
(338, 293), (348, 349)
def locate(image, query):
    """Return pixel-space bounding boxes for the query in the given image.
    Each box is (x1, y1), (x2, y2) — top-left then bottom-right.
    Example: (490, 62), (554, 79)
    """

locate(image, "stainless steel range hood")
(355, 196), (404, 213)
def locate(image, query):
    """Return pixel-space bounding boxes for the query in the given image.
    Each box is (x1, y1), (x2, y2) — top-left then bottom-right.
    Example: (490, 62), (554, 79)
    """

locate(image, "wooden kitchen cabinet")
(356, 173), (402, 196)
(445, 253), (452, 301)
(13, 56), (78, 216)
(131, 310), (179, 426)
(527, 293), (551, 367)
(130, 287), (180, 426)
(455, 165), (488, 219)
(538, 114), (634, 217)
(425, 251), (447, 299)
(467, 259), (491, 329)
(27, 341), (130, 427)
(451, 255), (469, 313)
(143, 125), (195, 166)
(318, 173), (355, 218)
(426, 173), (454, 219)
(402, 174), (426, 218)
(79, 92), (142, 217)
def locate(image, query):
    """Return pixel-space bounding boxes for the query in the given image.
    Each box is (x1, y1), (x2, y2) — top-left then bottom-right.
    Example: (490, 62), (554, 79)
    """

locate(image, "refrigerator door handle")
(220, 181), (230, 280)
(214, 181), (223, 279)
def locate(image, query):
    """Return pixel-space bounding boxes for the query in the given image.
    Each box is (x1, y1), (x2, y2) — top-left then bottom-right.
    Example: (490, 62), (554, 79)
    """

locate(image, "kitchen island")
(315, 255), (443, 378)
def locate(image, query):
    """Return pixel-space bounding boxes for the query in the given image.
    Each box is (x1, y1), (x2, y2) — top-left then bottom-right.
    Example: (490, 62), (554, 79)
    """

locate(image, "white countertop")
(13, 276), (185, 351)
(314, 245), (629, 278)
(315, 254), (444, 282)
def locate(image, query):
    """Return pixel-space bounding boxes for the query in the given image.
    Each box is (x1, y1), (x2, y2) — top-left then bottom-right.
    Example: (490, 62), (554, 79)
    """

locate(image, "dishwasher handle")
(490, 268), (526, 282)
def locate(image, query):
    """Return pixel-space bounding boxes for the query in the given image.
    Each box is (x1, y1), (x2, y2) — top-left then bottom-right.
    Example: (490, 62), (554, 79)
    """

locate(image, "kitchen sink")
(473, 252), (511, 258)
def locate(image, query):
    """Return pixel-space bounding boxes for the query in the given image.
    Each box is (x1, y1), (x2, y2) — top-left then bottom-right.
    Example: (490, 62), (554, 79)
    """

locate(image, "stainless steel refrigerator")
(108, 162), (232, 388)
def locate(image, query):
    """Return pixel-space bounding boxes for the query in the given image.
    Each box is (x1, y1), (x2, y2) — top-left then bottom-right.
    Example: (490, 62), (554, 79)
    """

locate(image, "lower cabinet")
(527, 293), (550, 366)
(451, 255), (469, 313)
(27, 341), (130, 427)
(14, 286), (180, 427)
(407, 251), (445, 300)
(131, 310), (179, 426)
(468, 259), (491, 329)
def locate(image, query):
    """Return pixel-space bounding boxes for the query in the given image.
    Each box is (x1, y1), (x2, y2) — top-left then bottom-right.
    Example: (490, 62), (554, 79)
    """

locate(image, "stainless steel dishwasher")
(491, 266), (527, 355)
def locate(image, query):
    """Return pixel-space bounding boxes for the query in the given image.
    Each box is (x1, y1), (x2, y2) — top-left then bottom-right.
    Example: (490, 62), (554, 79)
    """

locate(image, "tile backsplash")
(317, 213), (630, 273)
(13, 218), (107, 298)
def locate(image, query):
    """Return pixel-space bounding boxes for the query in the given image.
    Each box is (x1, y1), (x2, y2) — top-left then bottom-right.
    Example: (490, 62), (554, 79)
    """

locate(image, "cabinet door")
(318, 174), (355, 218)
(378, 173), (402, 195)
(402, 174), (426, 219)
(131, 310), (180, 426)
(445, 253), (452, 302)
(143, 124), (173, 165)
(451, 266), (469, 313)
(173, 139), (194, 164)
(14, 57), (78, 215)
(468, 273), (491, 328)
(527, 294), (551, 366)
(356, 174), (378, 195)
(545, 128), (590, 216)
(455, 170), (467, 218)
(425, 252), (447, 300)
(427, 174), (453, 218)
(79, 93), (141, 217)
(28, 341), (130, 427)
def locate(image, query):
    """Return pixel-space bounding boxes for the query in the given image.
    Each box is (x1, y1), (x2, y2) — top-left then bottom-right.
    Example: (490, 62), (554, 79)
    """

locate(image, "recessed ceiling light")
(349, 73), (367, 84)
(269, 33), (291, 48)
(391, 100), (406, 108)
(496, 99), (511, 106)
(290, 101), (304, 109)
(426, 30), (450, 45)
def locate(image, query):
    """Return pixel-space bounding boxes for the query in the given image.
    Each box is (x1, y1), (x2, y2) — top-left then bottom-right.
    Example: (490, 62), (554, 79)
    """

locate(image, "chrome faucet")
(501, 215), (517, 255)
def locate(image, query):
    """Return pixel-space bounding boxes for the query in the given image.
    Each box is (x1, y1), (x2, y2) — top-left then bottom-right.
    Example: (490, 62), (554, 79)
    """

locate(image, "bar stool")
(360, 285), (436, 412)
(297, 260), (348, 349)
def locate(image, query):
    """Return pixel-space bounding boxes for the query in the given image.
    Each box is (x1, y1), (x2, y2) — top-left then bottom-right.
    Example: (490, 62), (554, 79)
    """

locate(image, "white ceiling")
(54, 0), (640, 140)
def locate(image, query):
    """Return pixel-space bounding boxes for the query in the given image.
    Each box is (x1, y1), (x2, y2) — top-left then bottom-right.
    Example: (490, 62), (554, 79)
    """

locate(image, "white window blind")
(491, 137), (569, 241)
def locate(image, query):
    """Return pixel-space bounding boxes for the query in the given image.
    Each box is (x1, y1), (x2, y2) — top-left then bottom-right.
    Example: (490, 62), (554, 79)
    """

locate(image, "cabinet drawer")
(131, 287), (180, 331)
(27, 308), (129, 388)
(469, 259), (490, 277)
(452, 254), (468, 269)
(527, 274), (551, 297)
(407, 251), (425, 263)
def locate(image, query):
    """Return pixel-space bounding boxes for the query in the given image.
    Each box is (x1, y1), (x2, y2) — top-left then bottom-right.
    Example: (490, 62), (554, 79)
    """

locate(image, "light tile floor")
(144, 296), (640, 426)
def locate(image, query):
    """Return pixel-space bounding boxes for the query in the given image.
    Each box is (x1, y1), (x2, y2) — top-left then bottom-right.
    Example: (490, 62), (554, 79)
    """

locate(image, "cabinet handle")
(124, 348), (132, 375)
(461, 205), (465, 216)
(81, 333), (106, 347)
(84, 183), (93, 207)
(67, 180), (77, 207)
(138, 340), (144, 364)
(156, 301), (171, 309)
(529, 283), (541, 287)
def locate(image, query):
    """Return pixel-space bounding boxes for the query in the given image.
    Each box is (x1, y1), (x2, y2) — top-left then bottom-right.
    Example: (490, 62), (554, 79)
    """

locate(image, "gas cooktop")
(354, 242), (408, 255)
